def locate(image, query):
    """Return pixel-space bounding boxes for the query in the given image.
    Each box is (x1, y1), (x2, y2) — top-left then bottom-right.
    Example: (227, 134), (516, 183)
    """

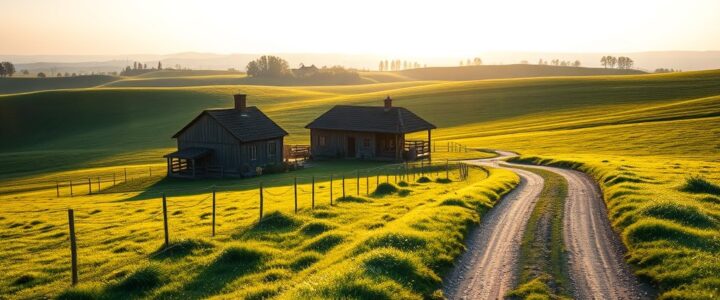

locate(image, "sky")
(2, 0), (720, 56)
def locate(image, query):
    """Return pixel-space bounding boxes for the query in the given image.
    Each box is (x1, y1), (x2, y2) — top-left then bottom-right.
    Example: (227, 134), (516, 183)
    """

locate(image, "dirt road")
(443, 152), (651, 300)
(443, 154), (544, 299)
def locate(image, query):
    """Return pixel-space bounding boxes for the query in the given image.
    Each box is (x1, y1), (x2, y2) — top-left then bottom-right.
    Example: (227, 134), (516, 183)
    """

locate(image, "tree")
(21, 69), (29, 75)
(473, 57), (483, 65)
(1, 62), (16, 77)
(143, 63), (147, 70)
(378, 61), (384, 71)
(0, 63), (5, 77)
(600, 56), (608, 68)
(245, 55), (290, 77)
(37, 72), (46, 78)
(573, 60), (581, 67)
(608, 56), (617, 68)
(158, 61), (163, 70)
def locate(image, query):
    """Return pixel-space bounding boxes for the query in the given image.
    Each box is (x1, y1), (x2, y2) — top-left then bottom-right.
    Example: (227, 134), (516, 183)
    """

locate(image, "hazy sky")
(2, 0), (720, 56)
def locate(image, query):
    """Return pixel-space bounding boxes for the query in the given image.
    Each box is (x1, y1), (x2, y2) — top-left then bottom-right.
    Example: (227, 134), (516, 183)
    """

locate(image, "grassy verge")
(509, 155), (720, 299)
(0, 165), (519, 299)
(507, 167), (571, 300)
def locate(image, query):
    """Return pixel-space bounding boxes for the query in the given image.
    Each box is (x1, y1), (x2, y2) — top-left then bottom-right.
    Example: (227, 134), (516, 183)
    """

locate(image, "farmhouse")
(164, 94), (288, 178)
(306, 96), (436, 161)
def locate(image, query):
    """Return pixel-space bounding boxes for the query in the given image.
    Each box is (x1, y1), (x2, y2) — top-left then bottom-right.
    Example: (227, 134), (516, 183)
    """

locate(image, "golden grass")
(0, 165), (518, 299)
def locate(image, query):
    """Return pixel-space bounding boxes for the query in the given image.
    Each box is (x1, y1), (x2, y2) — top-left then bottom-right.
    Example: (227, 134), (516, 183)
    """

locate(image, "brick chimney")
(384, 96), (392, 111)
(234, 94), (247, 111)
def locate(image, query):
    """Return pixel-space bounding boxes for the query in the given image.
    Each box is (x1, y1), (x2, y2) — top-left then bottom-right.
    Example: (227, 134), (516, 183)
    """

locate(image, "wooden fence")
(6, 160), (476, 287)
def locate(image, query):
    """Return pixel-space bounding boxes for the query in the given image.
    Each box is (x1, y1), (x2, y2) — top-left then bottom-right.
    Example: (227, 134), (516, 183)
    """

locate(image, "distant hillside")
(364, 64), (645, 82)
(2, 70), (720, 178)
(0, 75), (119, 94)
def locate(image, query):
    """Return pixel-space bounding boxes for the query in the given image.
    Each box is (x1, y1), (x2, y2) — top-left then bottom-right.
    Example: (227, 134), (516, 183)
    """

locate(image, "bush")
(372, 183), (399, 197)
(681, 176), (720, 195)
(416, 176), (432, 183)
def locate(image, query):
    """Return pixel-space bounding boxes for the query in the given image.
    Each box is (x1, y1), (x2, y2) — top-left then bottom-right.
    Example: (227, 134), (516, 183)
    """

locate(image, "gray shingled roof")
(172, 107), (288, 142)
(305, 105), (436, 134)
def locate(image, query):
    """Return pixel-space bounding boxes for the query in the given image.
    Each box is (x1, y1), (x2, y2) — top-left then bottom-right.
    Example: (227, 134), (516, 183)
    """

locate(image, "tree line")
(537, 58), (582, 67)
(0, 61), (16, 77)
(120, 61), (163, 76)
(246, 55), (361, 84)
(378, 60), (426, 71)
(459, 57), (483, 66)
(600, 56), (634, 69)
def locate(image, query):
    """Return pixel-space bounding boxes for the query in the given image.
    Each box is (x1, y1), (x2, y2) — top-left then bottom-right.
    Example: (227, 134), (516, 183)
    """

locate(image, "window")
(319, 135), (327, 146)
(363, 138), (370, 148)
(249, 145), (257, 161)
(268, 141), (277, 158)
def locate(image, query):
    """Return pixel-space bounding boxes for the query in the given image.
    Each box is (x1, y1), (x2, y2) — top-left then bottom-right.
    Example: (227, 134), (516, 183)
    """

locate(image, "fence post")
(149, 166), (152, 177)
(342, 175), (345, 199)
(376, 174), (379, 188)
(212, 188), (216, 237)
(162, 193), (169, 248)
(446, 160), (450, 179)
(113, 173), (116, 186)
(294, 177), (298, 214)
(311, 176), (315, 209)
(87, 178), (91, 195)
(420, 160), (424, 177)
(56, 181), (60, 197)
(366, 175), (369, 195)
(330, 175), (333, 206)
(259, 183), (264, 220)
(356, 171), (360, 196)
(96, 177), (100, 192)
(70, 180), (73, 197)
(67, 209), (78, 285)
(124, 168), (127, 183)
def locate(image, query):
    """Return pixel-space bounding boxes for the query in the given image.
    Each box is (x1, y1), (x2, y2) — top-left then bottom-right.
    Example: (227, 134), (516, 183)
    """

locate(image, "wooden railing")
(284, 144), (311, 162)
(404, 140), (430, 161)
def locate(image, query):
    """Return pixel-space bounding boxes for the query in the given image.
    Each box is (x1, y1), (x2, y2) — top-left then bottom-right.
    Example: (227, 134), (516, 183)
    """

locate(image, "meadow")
(1, 161), (518, 299)
(1, 67), (719, 298)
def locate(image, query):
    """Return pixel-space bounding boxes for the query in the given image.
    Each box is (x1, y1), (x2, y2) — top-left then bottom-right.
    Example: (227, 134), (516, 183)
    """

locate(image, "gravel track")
(443, 152), (652, 299)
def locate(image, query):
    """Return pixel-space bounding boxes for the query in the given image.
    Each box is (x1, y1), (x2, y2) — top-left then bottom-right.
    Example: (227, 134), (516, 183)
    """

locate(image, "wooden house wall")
(311, 129), (400, 160)
(177, 114), (284, 173)
(177, 114), (242, 170)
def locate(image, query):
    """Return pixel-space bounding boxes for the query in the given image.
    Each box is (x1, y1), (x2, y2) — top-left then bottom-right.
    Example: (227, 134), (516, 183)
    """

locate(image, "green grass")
(2, 66), (720, 298)
(508, 168), (572, 299)
(0, 165), (518, 299)
(0, 75), (119, 94)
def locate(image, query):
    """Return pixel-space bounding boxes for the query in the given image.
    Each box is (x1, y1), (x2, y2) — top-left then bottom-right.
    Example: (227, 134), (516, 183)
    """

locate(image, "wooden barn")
(305, 96), (436, 162)
(164, 94), (288, 178)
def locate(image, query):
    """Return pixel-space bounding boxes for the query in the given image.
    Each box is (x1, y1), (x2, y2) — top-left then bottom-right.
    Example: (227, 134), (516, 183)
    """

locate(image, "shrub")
(290, 252), (322, 271)
(416, 176), (432, 183)
(681, 175), (720, 195)
(435, 178), (452, 184)
(299, 221), (337, 236)
(397, 181), (409, 187)
(253, 211), (301, 232)
(152, 238), (214, 260)
(303, 233), (345, 253)
(372, 183), (399, 197)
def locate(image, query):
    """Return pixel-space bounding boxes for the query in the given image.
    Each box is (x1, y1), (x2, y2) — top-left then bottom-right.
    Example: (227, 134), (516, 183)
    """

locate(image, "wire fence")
(1, 160), (480, 289)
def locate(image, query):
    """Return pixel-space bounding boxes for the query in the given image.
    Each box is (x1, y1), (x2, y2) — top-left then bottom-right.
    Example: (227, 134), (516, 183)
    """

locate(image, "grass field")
(1, 67), (719, 298)
(1, 163), (518, 299)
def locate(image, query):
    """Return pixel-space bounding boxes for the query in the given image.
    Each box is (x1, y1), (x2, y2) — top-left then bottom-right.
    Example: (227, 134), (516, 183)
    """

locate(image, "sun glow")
(2, 0), (720, 56)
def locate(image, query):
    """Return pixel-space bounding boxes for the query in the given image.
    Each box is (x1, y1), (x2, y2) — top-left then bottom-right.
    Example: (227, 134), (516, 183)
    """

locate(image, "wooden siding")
(310, 129), (401, 160)
(177, 114), (283, 174)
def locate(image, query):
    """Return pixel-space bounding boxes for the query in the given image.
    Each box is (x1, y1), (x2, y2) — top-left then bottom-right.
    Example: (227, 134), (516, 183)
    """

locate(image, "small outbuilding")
(165, 94), (288, 178)
(305, 96), (436, 162)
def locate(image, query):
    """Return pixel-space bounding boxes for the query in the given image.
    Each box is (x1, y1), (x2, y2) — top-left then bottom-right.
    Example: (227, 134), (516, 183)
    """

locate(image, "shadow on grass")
(157, 245), (269, 299)
(115, 160), (394, 201)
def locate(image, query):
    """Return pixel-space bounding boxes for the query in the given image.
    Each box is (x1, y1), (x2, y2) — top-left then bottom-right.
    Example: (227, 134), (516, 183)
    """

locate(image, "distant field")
(0, 75), (118, 94)
(384, 64), (645, 81)
(2, 70), (720, 179)
(1, 68), (719, 298)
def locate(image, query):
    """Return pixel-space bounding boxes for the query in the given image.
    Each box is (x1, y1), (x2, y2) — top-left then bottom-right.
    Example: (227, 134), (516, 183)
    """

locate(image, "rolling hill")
(1, 68), (719, 298)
